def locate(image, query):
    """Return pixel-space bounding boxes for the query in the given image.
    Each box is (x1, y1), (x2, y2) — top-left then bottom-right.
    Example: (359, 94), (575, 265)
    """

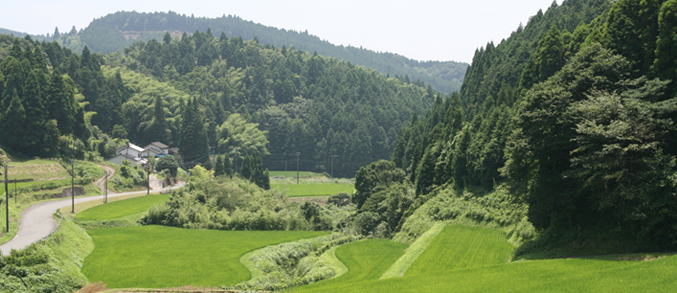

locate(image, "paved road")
(0, 177), (185, 256)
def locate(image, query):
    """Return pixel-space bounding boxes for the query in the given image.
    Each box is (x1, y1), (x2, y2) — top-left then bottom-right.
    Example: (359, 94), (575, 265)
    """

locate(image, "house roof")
(115, 143), (144, 153)
(148, 141), (169, 149)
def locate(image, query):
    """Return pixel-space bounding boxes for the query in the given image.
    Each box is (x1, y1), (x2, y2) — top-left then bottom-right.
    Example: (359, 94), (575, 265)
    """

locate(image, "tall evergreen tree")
(180, 98), (210, 166)
(3, 90), (26, 151)
(653, 0), (677, 95)
(46, 69), (76, 134)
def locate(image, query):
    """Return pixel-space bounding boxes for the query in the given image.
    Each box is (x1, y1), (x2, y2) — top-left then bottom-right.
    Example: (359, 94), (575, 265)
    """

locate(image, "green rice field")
(298, 239), (407, 292)
(295, 225), (677, 292)
(271, 182), (355, 197)
(269, 171), (322, 178)
(75, 193), (170, 221)
(82, 226), (328, 288)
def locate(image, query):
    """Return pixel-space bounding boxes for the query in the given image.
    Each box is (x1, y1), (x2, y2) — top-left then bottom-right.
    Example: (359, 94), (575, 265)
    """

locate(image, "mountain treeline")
(103, 30), (434, 177)
(0, 35), (88, 157)
(0, 27), (435, 178)
(390, 0), (677, 252)
(49, 11), (467, 93)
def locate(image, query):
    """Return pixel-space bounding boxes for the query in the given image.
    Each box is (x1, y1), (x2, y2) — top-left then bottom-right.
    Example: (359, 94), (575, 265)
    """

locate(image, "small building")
(108, 143), (148, 166)
(143, 141), (171, 158)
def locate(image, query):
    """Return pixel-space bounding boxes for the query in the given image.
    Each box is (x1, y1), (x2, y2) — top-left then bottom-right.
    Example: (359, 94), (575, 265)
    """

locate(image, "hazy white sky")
(0, 0), (558, 63)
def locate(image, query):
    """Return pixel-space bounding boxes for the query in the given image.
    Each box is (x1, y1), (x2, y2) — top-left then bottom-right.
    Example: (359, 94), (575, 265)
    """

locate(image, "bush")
(231, 233), (363, 291)
(393, 184), (535, 247)
(140, 177), (354, 232)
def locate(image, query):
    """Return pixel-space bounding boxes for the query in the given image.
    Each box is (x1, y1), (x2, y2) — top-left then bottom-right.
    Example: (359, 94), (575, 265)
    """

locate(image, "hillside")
(390, 0), (677, 254)
(53, 11), (467, 93)
(0, 27), (435, 178)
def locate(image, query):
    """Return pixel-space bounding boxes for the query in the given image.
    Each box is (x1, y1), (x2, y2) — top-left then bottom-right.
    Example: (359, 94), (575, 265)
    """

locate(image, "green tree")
(653, 0), (677, 95)
(353, 160), (406, 209)
(46, 69), (76, 134)
(180, 98), (210, 167)
(156, 155), (179, 179)
(3, 90), (26, 151)
(216, 113), (269, 158)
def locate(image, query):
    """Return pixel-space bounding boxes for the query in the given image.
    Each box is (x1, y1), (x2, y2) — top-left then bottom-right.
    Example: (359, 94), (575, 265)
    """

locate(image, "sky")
(0, 0), (558, 64)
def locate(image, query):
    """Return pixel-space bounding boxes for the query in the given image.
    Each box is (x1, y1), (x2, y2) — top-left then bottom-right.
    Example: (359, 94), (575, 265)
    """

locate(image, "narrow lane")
(0, 179), (185, 256)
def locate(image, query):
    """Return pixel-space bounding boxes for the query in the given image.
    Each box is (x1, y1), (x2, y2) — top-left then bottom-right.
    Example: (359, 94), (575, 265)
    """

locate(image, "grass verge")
(0, 218), (94, 293)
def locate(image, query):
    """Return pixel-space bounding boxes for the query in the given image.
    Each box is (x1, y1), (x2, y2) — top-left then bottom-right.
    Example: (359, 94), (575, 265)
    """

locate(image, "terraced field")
(295, 225), (677, 292)
(270, 182), (355, 197)
(75, 193), (170, 221)
(297, 239), (407, 292)
(82, 226), (328, 288)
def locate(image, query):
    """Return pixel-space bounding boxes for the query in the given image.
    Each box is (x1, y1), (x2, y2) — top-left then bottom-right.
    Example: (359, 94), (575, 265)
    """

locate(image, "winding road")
(0, 167), (185, 256)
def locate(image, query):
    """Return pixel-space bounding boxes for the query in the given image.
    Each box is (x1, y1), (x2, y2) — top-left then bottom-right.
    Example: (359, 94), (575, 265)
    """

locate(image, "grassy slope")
(406, 225), (513, 274)
(82, 226), (328, 288)
(296, 239), (407, 292)
(297, 225), (677, 292)
(75, 193), (170, 221)
(0, 218), (94, 292)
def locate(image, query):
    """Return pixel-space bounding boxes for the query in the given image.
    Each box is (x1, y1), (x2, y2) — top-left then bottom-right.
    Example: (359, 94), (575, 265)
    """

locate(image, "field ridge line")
(380, 222), (446, 279)
(322, 245), (348, 279)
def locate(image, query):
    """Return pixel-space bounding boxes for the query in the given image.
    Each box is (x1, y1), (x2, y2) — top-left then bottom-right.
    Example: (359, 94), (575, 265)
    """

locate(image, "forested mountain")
(44, 11), (467, 93)
(0, 29), (434, 178)
(391, 0), (677, 252)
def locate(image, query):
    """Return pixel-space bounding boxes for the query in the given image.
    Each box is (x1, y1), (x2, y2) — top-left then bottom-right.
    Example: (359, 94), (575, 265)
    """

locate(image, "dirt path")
(94, 165), (117, 195)
(0, 168), (186, 256)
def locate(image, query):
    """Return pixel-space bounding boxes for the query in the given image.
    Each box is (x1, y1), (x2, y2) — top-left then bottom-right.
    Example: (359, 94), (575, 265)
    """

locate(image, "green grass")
(380, 222), (445, 279)
(295, 225), (677, 292)
(297, 239), (407, 292)
(82, 226), (328, 288)
(75, 193), (170, 221)
(269, 171), (322, 178)
(406, 225), (513, 274)
(5, 159), (69, 181)
(271, 182), (355, 197)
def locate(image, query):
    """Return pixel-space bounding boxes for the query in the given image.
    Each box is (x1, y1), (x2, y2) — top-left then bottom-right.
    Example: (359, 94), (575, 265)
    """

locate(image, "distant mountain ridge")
(6, 11), (466, 93)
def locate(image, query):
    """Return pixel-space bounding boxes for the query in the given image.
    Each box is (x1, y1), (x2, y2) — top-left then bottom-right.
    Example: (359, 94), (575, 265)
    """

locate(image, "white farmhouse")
(108, 143), (148, 166)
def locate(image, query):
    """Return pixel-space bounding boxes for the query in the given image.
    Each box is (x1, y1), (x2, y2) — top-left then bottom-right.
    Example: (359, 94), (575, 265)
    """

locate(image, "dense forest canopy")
(389, 0), (677, 251)
(0, 28), (435, 178)
(0, 11), (468, 94)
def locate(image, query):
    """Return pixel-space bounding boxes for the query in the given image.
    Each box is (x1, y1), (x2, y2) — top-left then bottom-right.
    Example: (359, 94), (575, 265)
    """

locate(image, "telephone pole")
(5, 165), (8, 233)
(331, 155), (338, 179)
(296, 152), (300, 184)
(71, 145), (75, 214)
(104, 171), (108, 203)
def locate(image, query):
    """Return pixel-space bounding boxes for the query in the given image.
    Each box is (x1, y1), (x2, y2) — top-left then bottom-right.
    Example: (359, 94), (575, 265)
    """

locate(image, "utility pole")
(146, 149), (151, 195)
(5, 165), (8, 233)
(331, 155), (338, 179)
(71, 144), (75, 214)
(296, 152), (300, 184)
(104, 171), (108, 203)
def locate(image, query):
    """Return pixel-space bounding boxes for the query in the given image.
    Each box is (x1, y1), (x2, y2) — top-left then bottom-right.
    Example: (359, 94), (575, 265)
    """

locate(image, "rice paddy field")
(269, 171), (322, 178)
(294, 225), (677, 292)
(297, 239), (407, 292)
(82, 226), (328, 288)
(75, 193), (170, 221)
(270, 182), (355, 197)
